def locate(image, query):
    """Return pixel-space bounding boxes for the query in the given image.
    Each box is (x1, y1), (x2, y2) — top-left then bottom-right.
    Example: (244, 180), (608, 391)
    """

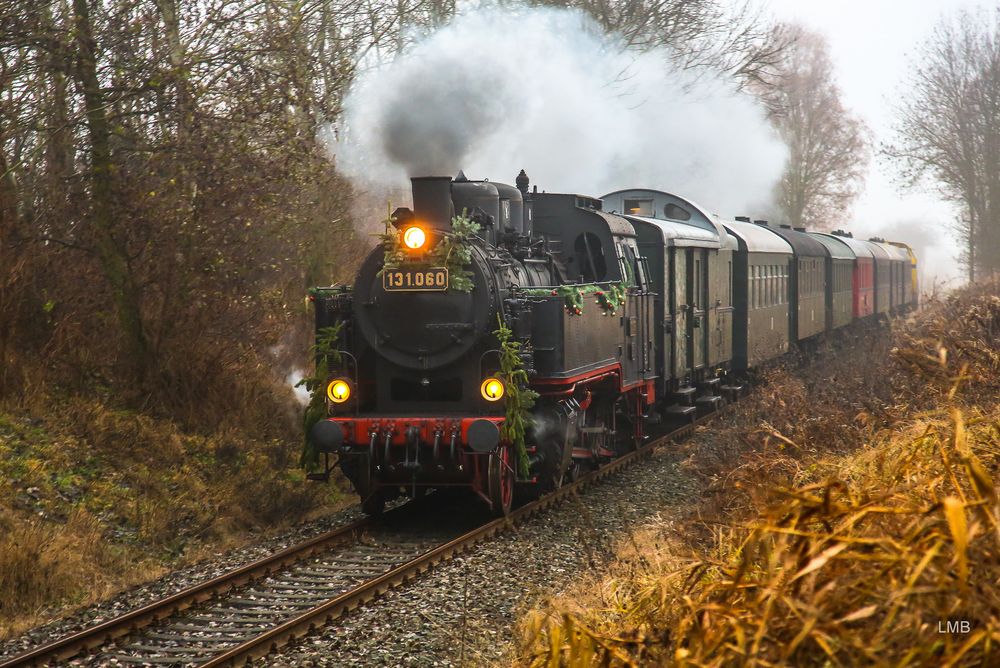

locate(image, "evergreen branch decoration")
(495, 315), (538, 479)
(297, 322), (343, 471)
(520, 281), (627, 316)
(430, 214), (480, 292)
(379, 213), (481, 293)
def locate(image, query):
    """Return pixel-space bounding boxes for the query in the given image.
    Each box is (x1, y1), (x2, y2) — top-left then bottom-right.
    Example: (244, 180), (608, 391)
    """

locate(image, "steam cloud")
(332, 6), (787, 218)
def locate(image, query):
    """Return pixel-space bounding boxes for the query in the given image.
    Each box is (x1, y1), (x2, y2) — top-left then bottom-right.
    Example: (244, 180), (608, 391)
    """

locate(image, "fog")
(331, 6), (786, 219)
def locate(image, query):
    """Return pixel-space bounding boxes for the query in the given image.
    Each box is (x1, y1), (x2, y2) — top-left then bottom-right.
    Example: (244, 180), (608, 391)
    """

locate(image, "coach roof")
(723, 220), (794, 255)
(807, 232), (856, 260)
(818, 233), (874, 259)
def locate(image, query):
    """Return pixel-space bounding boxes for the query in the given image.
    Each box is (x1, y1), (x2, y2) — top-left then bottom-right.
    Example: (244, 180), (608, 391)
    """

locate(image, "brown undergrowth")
(0, 382), (350, 639)
(516, 280), (1000, 667)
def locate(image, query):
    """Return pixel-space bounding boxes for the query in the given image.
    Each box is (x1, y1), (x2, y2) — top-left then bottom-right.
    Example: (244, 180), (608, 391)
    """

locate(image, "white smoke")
(331, 6), (786, 219)
(287, 368), (311, 406)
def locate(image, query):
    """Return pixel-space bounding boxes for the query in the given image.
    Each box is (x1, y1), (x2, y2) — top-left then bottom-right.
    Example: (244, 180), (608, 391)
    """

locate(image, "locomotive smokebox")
(411, 176), (455, 231)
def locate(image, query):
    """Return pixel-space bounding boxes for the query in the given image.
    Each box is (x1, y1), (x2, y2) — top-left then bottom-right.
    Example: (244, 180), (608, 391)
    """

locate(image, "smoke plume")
(332, 6), (786, 218)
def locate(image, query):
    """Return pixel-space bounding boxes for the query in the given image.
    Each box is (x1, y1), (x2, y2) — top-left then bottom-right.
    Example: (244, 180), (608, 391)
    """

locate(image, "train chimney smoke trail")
(330, 6), (787, 218)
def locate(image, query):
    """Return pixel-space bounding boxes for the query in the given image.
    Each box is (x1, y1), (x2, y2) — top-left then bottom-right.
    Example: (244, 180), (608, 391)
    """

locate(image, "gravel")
(1, 440), (701, 668)
(267, 444), (700, 667)
(0, 500), (373, 663)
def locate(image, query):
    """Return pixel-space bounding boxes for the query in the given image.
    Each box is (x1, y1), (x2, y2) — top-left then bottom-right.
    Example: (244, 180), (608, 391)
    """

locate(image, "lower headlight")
(327, 379), (351, 403)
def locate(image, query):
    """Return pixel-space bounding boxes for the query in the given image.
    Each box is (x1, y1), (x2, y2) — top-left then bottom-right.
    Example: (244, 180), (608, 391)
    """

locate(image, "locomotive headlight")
(480, 377), (505, 402)
(327, 379), (351, 404)
(402, 225), (426, 250)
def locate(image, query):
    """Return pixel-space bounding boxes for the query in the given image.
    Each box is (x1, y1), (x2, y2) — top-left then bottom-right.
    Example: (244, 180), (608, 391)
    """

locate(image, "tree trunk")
(0, 123), (24, 394)
(72, 0), (151, 381)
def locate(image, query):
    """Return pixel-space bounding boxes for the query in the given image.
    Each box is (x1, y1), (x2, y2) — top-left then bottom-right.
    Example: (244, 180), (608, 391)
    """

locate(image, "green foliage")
(377, 219), (408, 273)
(297, 323), (343, 471)
(521, 282), (627, 316)
(494, 315), (539, 479)
(380, 213), (481, 292)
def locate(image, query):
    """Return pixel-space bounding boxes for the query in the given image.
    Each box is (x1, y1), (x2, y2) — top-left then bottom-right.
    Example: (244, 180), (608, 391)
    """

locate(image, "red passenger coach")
(822, 231), (875, 319)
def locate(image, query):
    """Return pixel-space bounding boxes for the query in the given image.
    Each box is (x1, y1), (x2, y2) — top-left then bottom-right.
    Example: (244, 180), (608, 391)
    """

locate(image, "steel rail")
(201, 415), (710, 667)
(1, 411), (713, 668)
(0, 517), (373, 667)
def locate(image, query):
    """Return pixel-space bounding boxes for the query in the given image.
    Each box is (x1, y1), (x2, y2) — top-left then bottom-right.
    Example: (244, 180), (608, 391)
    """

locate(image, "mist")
(859, 216), (963, 293)
(331, 6), (786, 219)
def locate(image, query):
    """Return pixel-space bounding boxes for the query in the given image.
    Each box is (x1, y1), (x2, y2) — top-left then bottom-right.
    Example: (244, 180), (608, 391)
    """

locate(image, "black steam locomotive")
(307, 172), (917, 515)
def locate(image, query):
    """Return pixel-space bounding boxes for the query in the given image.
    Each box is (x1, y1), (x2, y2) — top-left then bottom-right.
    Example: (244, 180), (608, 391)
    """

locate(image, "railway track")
(0, 411), (717, 668)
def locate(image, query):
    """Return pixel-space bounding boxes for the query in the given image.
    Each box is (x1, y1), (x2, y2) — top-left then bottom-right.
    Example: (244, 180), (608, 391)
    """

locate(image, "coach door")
(617, 242), (650, 385)
(671, 248), (688, 378)
(711, 250), (734, 365)
(687, 248), (708, 371)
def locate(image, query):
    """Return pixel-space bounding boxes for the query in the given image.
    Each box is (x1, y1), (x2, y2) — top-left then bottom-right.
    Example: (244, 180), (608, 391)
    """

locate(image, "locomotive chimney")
(411, 176), (455, 232)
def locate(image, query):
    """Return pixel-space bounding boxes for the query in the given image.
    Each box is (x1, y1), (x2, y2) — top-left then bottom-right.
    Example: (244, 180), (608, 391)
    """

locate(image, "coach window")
(727, 260), (733, 305)
(663, 203), (691, 221)
(755, 266), (761, 309)
(765, 266), (770, 308)
(625, 245), (647, 290)
(770, 266), (777, 306)
(765, 266), (770, 307)
(693, 257), (702, 307)
(617, 242), (636, 286)
(754, 266), (761, 309)
(574, 232), (607, 282)
(759, 266), (765, 309)
(623, 199), (653, 216)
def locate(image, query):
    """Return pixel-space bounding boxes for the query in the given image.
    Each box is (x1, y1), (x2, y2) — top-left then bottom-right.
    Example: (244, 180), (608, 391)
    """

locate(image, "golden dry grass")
(515, 281), (1000, 667)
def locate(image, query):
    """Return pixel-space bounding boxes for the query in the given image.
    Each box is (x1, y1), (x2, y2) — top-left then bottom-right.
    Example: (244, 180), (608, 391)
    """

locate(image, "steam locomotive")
(307, 172), (918, 515)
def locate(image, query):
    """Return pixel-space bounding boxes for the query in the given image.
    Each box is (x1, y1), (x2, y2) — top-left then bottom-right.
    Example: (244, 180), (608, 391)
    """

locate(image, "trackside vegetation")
(516, 280), (1000, 667)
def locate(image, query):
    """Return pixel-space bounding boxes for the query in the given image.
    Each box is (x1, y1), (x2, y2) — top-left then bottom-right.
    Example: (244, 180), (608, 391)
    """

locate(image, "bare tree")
(888, 9), (1000, 281)
(768, 25), (869, 231)
(0, 0), (413, 405)
(524, 0), (789, 90)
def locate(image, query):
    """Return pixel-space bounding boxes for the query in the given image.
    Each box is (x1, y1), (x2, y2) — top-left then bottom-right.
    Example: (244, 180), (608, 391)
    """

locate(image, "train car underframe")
(313, 368), (654, 516)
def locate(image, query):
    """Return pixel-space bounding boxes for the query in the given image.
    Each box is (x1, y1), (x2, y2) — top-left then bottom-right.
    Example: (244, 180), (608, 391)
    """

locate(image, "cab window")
(623, 199), (653, 216)
(574, 232), (607, 282)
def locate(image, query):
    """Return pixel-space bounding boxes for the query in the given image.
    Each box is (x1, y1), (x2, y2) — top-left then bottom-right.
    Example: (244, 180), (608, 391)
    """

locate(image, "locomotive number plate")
(383, 267), (449, 291)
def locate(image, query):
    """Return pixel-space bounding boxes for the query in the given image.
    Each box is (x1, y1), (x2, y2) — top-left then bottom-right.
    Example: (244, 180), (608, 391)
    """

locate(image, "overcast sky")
(761, 0), (993, 289)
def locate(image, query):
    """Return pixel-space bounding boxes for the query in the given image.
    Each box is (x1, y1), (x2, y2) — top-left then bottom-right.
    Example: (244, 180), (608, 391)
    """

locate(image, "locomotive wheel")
(487, 443), (515, 516)
(567, 458), (595, 483)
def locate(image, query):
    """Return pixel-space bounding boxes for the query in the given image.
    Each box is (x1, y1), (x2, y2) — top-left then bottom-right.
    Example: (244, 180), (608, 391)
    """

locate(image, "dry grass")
(0, 390), (349, 638)
(515, 281), (1000, 667)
